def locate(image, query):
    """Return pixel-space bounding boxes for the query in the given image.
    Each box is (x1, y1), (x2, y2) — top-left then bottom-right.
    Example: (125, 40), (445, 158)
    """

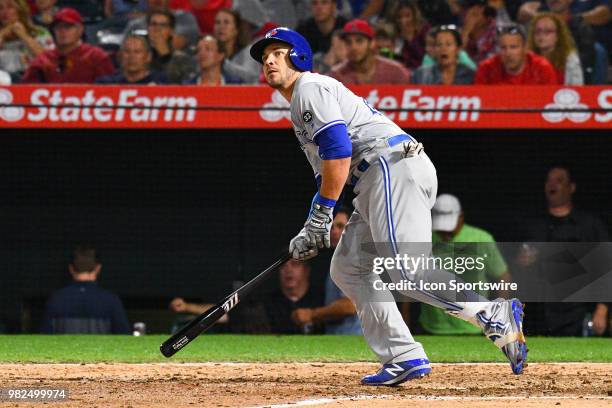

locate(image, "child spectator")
(32, 0), (57, 29)
(372, 20), (397, 60)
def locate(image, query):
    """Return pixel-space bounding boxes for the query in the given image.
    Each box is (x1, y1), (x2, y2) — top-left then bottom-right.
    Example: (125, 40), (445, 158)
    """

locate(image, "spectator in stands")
(312, 28), (346, 73)
(146, 8), (196, 83)
(214, 8), (259, 83)
(105, 0), (147, 19)
(263, 259), (324, 334)
(519, 0), (602, 83)
(460, 0), (498, 64)
(373, 20), (397, 60)
(488, 0), (514, 26)
(22, 8), (114, 83)
(169, 297), (228, 323)
(291, 209), (361, 335)
(518, 0), (611, 54)
(124, 0), (200, 51)
(329, 19), (411, 84)
(415, 0), (455, 26)
(0, 0), (53, 81)
(213, 8), (247, 62)
(518, 164), (609, 337)
(390, 0), (430, 69)
(255, 0), (308, 30)
(170, 0), (232, 35)
(475, 24), (557, 84)
(527, 12), (583, 84)
(231, 0), (268, 30)
(187, 34), (241, 84)
(40, 245), (130, 334)
(355, 0), (385, 20)
(97, 33), (168, 83)
(32, 0), (57, 30)
(296, 0), (348, 55)
(413, 24), (475, 84)
(419, 194), (511, 335)
(421, 25), (477, 70)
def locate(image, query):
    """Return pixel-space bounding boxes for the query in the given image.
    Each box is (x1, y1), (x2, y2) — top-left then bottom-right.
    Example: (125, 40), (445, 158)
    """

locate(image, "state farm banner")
(0, 85), (610, 129)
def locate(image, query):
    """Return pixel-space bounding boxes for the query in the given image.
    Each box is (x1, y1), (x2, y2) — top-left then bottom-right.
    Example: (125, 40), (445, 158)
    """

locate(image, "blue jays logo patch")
(303, 111), (313, 123)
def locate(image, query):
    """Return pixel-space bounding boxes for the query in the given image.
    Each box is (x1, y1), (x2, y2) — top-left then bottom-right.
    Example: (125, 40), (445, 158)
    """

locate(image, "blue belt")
(387, 134), (415, 147)
(350, 134), (416, 186)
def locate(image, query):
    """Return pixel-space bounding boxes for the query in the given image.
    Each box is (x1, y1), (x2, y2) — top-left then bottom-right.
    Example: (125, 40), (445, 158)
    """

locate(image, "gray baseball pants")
(330, 147), (495, 364)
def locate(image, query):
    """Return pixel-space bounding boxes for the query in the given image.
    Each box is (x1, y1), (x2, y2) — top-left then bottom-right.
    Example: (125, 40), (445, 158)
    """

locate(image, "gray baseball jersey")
(288, 71), (497, 366)
(290, 72), (406, 180)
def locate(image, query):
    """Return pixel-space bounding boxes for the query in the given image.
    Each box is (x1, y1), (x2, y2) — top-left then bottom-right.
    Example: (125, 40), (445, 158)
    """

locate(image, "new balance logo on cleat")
(384, 364), (405, 377)
(362, 359), (432, 386)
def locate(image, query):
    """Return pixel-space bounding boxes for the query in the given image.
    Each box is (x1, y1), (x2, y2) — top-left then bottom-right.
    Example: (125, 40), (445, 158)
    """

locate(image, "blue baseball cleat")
(361, 358), (431, 386)
(478, 298), (528, 375)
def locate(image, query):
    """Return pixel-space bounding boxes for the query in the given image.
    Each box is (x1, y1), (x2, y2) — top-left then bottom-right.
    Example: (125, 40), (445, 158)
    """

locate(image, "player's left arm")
(289, 85), (351, 259)
(319, 157), (351, 201)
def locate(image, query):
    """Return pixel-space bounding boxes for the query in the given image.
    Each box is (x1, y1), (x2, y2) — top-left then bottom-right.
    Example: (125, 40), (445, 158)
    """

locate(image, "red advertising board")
(0, 85), (610, 129)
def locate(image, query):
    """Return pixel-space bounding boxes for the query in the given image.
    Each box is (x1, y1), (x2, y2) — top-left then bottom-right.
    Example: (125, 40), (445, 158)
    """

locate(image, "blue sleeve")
(313, 123), (352, 160)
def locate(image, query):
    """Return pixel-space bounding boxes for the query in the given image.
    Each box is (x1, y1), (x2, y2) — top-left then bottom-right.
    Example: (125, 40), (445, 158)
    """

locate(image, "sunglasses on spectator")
(497, 25), (523, 36)
(439, 24), (459, 32)
(496, 25), (526, 40)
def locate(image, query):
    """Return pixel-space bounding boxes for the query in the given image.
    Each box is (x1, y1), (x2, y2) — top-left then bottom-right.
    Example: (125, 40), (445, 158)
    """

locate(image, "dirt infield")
(1, 363), (611, 408)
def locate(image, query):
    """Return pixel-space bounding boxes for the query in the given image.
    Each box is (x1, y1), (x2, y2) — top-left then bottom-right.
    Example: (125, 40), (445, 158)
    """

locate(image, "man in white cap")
(418, 193), (511, 335)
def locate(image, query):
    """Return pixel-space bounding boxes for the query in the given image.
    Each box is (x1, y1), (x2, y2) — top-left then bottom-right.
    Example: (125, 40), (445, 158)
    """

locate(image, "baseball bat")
(160, 252), (291, 358)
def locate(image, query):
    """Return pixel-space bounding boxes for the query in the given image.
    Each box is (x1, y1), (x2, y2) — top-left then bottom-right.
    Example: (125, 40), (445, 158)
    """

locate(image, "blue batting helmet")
(250, 27), (313, 72)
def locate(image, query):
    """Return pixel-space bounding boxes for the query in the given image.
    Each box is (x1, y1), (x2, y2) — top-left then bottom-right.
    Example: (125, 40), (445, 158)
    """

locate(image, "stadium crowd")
(0, 0), (609, 85)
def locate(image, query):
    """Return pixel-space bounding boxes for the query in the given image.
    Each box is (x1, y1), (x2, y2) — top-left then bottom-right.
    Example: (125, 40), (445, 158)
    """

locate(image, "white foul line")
(247, 394), (612, 408)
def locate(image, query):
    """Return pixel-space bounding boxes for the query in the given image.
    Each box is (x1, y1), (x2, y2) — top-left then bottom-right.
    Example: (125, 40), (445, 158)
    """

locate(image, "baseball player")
(250, 28), (527, 386)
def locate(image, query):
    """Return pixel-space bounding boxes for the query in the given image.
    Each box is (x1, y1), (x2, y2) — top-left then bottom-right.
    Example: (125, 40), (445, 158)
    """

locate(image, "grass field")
(1, 335), (610, 363)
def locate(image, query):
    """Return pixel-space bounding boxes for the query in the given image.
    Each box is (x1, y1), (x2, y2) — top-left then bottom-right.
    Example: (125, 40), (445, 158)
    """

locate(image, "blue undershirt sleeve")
(313, 123), (352, 160)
